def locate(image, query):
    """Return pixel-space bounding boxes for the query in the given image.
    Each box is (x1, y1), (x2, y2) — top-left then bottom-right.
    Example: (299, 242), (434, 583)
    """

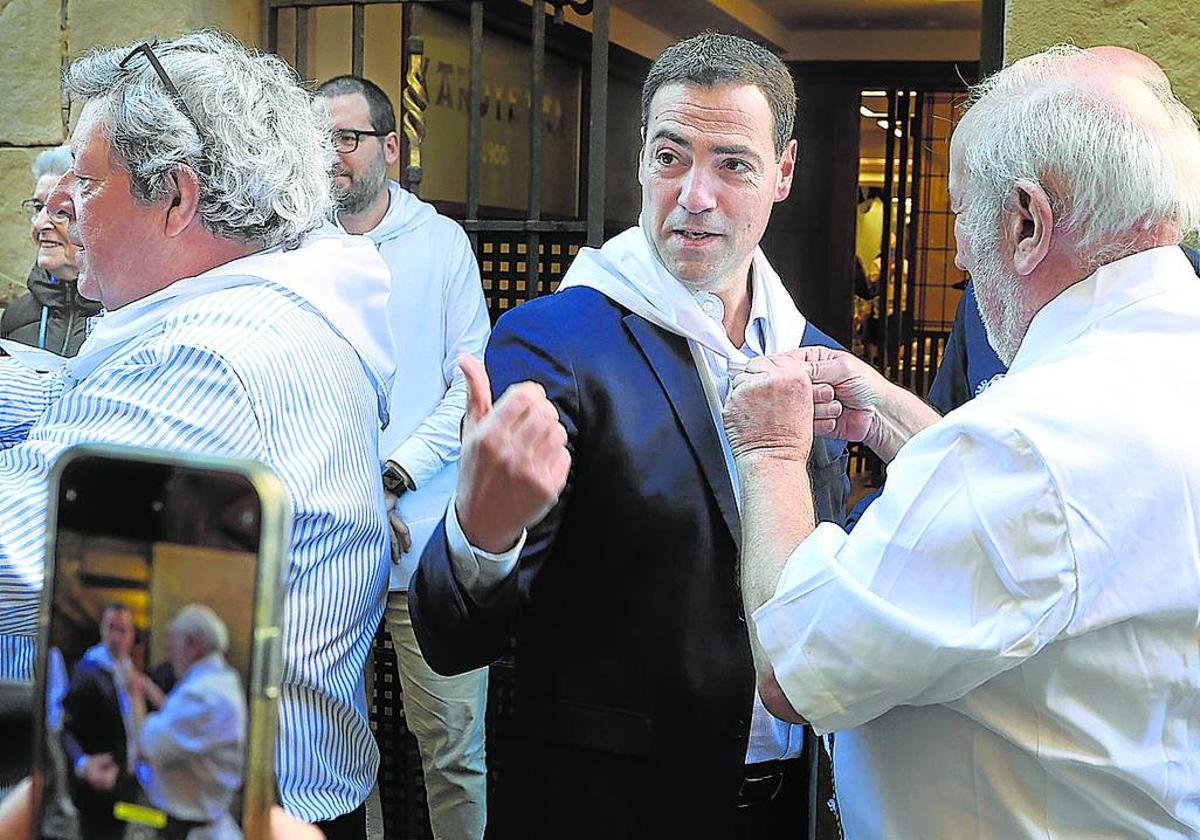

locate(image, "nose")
(33, 203), (56, 230)
(46, 172), (76, 224)
(677, 166), (717, 215)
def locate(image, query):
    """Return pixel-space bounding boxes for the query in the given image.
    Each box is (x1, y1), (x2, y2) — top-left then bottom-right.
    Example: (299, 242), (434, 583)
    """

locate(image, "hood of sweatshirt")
(359, 181), (438, 246)
(65, 224), (396, 425)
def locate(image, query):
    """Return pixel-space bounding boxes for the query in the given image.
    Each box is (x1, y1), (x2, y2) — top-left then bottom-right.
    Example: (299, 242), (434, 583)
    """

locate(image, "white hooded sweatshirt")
(354, 181), (491, 590)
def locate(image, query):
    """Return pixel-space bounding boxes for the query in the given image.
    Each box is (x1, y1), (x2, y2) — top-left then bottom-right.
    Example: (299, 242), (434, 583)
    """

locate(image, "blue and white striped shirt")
(0, 255), (393, 821)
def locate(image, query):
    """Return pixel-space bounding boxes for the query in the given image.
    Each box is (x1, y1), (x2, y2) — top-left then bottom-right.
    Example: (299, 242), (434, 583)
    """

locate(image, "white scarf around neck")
(556, 224), (807, 361)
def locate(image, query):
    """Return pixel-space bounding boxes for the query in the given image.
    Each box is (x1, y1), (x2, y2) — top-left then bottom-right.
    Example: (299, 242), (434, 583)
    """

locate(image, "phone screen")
(35, 449), (284, 840)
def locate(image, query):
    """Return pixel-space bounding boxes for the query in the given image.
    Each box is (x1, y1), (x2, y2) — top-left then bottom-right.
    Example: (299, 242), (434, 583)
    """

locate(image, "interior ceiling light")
(877, 119), (890, 130)
(862, 90), (887, 97)
(860, 105), (886, 118)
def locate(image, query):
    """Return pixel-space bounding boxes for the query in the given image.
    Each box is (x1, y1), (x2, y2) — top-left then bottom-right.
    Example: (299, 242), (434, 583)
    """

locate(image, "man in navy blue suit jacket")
(412, 34), (848, 840)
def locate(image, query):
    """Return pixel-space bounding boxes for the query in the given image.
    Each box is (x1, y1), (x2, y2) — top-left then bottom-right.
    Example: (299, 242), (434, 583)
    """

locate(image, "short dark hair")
(640, 33), (796, 157)
(317, 74), (397, 135)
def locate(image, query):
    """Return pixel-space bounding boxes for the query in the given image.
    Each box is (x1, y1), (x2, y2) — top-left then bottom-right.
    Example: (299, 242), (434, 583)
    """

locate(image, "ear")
(774, 138), (797, 203)
(383, 131), (401, 167)
(1008, 178), (1053, 276)
(163, 166), (201, 239)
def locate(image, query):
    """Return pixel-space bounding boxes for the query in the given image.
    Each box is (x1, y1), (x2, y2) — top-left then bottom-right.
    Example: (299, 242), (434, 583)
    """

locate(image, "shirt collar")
(179, 651), (226, 683)
(691, 267), (774, 355)
(744, 267), (772, 356)
(1008, 245), (1195, 374)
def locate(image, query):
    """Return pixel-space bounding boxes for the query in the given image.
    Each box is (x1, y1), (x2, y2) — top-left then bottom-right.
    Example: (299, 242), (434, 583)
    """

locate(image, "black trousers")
(734, 733), (841, 840)
(313, 803), (366, 840)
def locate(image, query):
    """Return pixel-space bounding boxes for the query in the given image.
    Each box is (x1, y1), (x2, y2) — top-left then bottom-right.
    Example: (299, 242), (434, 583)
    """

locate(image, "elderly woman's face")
(30, 173), (80, 281)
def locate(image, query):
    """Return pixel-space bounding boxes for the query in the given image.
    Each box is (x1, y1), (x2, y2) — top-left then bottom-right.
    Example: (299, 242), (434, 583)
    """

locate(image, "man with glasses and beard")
(317, 76), (491, 840)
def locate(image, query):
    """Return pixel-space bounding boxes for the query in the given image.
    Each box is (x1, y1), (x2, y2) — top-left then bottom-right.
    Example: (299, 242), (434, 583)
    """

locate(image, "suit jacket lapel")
(624, 314), (742, 553)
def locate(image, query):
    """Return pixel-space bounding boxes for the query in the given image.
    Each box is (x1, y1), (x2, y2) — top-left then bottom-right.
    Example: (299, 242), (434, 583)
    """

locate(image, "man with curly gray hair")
(0, 31), (395, 838)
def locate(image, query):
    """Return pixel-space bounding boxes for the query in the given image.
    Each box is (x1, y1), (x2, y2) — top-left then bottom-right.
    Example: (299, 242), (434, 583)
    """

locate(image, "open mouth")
(675, 230), (718, 242)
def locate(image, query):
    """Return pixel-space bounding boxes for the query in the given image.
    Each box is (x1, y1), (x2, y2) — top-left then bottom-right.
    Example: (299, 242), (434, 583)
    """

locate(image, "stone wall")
(0, 0), (260, 303)
(1006, 0), (1199, 113)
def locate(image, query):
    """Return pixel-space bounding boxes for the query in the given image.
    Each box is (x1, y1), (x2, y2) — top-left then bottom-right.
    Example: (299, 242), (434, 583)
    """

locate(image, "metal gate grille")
(850, 87), (969, 480)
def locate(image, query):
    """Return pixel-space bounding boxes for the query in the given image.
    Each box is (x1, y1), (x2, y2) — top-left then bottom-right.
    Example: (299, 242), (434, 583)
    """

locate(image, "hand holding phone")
(33, 446), (289, 840)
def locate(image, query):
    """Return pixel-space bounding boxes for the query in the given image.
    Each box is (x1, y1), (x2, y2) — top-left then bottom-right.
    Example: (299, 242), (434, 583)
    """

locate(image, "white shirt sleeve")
(386, 229), (491, 488)
(444, 492), (527, 601)
(753, 416), (1079, 735)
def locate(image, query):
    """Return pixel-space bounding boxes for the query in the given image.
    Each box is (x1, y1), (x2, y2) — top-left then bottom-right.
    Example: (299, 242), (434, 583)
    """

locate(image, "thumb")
(806, 354), (844, 385)
(459, 354), (492, 426)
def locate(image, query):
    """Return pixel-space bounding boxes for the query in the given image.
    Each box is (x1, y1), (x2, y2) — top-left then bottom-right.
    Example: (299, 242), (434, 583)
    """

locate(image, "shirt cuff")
(752, 522), (854, 734)
(389, 434), (451, 490)
(444, 493), (526, 602)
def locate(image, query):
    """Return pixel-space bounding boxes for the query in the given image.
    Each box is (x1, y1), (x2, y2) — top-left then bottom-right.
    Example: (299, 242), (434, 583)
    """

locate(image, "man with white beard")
(723, 45), (1200, 838)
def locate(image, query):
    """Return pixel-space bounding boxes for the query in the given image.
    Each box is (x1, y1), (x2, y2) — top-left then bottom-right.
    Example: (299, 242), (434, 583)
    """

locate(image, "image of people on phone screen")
(43, 499), (256, 840)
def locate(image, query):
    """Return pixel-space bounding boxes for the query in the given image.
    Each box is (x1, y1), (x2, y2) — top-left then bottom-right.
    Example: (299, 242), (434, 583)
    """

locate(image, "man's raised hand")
(454, 355), (570, 554)
(724, 353), (824, 463)
(798, 346), (941, 462)
(793, 346), (884, 443)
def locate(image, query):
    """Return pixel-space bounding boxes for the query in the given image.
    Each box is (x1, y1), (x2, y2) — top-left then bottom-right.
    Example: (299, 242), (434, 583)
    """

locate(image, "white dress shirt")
(755, 246), (1200, 838)
(140, 652), (246, 840)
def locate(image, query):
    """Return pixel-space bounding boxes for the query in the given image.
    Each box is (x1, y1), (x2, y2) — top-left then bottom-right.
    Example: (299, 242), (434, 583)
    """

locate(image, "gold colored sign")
(415, 8), (582, 216)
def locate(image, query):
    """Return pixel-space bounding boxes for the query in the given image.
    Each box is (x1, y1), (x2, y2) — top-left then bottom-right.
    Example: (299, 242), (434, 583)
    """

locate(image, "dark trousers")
(73, 774), (139, 840)
(314, 803), (366, 840)
(734, 733), (842, 840)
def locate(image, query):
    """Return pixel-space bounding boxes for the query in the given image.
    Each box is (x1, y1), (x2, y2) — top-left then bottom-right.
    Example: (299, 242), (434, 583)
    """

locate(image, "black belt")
(738, 758), (796, 809)
(161, 814), (214, 840)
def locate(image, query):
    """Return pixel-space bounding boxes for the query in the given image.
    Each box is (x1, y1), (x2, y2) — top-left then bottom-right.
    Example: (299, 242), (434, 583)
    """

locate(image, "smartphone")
(32, 445), (290, 840)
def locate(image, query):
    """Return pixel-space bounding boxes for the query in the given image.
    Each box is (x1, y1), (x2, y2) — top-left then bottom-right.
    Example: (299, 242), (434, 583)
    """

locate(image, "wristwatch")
(381, 462), (414, 496)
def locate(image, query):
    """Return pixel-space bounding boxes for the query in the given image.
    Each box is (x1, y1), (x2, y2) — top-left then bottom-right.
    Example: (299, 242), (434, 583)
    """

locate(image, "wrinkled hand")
(794, 346), (886, 443)
(383, 489), (413, 564)
(0, 778), (326, 839)
(81, 754), (118, 791)
(724, 352), (835, 462)
(454, 355), (571, 554)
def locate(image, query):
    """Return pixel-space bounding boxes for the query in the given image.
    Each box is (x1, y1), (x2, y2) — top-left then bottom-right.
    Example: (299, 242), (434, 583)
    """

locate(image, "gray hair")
(31, 145), (73, 181)
(170, 603), (229, 655)
(64, 30), (335, 249)
(959, 44), (1200, 266)
(641, 33), (796, 157)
